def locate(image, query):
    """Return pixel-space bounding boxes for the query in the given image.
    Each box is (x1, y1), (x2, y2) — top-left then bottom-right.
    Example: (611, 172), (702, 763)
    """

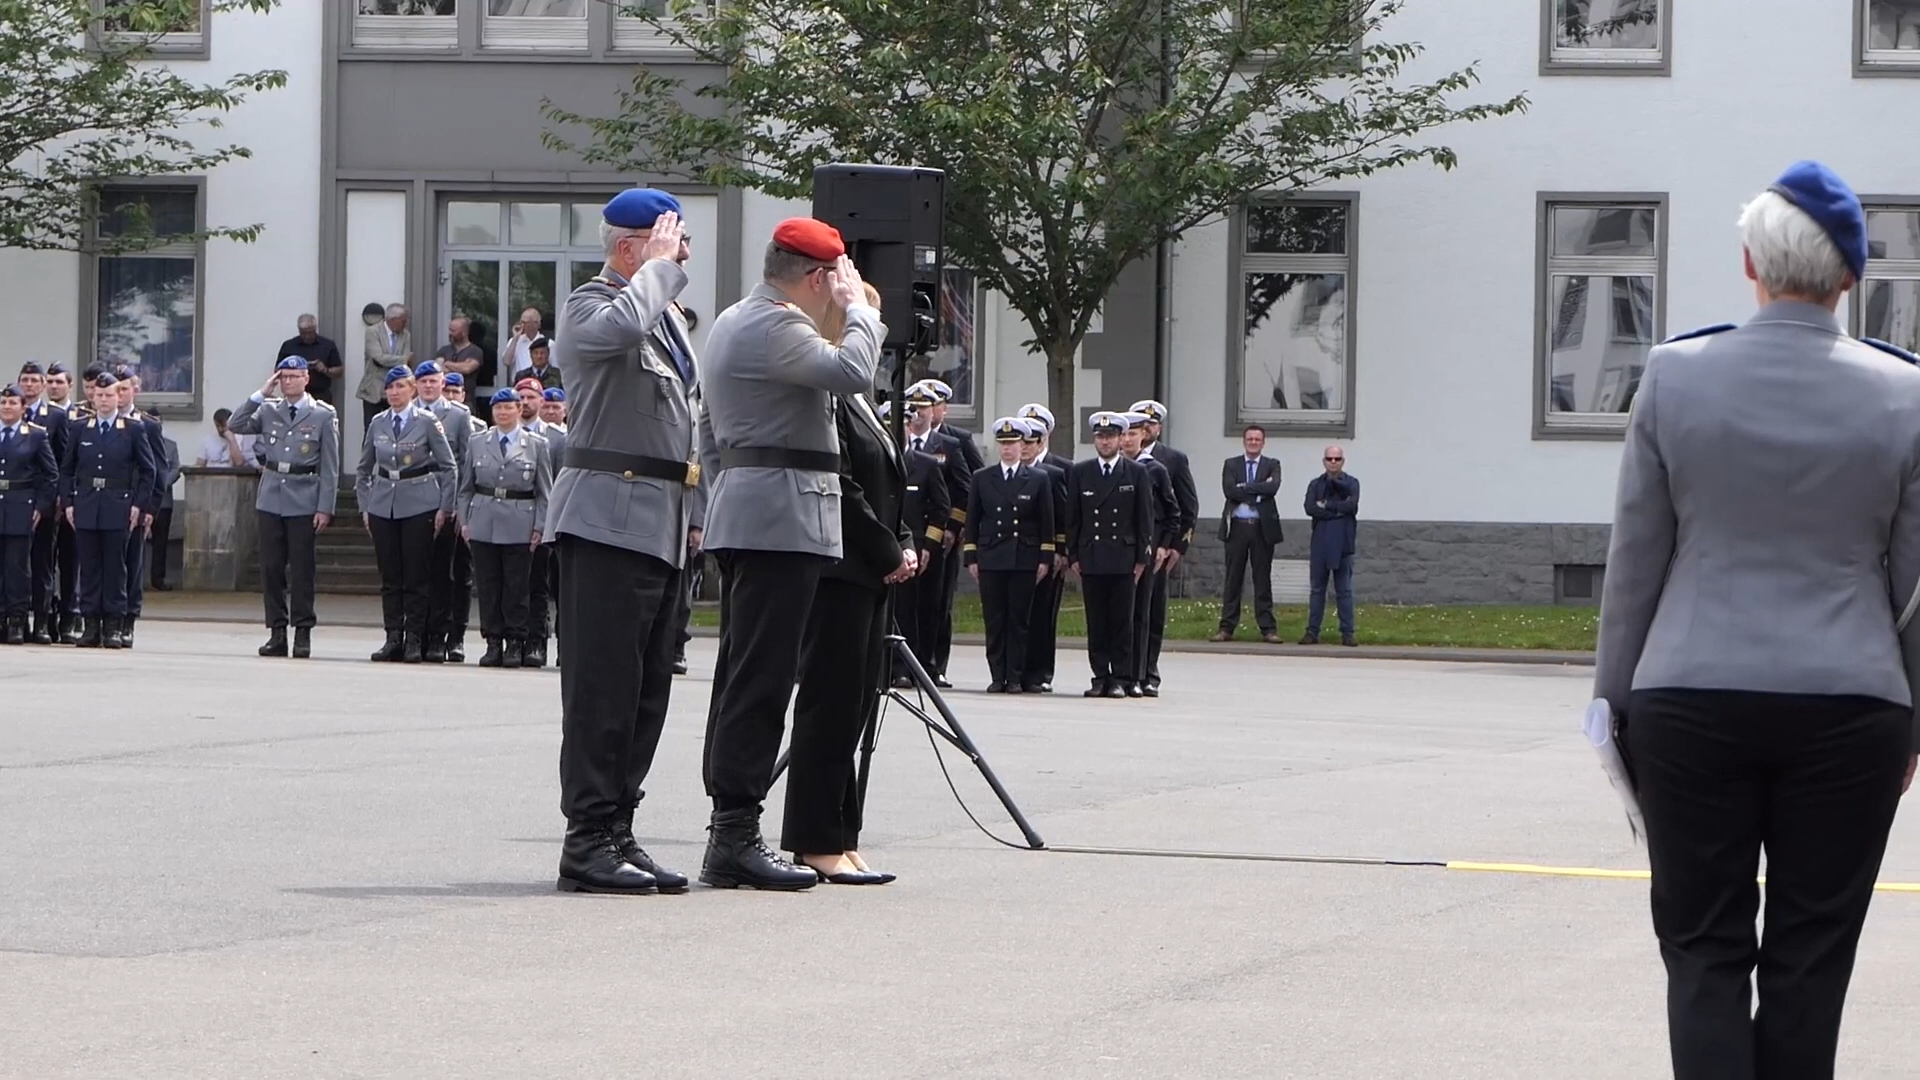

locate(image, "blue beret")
(412, 360), (442, 378)
(489, 388), (518, 406)
(543, 388), (565, 402)
(603, 187), (682, 229)
(442, 371), (463, 387)
(383, 366), (413, 388)
(1768, 160), (1867, 283)
(275, 356), (308, 371)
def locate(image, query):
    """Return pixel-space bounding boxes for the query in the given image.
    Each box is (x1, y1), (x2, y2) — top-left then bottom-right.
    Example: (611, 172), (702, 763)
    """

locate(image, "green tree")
(543, 0), (1524, 435)
(0, 0), (286, 253)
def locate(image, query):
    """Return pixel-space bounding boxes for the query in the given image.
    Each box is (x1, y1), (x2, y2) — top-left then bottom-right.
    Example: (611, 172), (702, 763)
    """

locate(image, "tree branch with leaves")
(544, 0), (1525, 437)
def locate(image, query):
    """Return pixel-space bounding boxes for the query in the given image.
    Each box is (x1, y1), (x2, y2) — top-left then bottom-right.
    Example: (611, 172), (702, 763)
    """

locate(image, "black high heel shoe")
(796, 855), (888, 885)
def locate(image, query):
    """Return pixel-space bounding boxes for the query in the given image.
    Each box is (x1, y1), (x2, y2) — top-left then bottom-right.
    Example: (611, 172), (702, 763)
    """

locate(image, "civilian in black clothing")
(1214, 425), (1284, 642)
(435, 316), (490, 396)
(276, 315), (344, 407)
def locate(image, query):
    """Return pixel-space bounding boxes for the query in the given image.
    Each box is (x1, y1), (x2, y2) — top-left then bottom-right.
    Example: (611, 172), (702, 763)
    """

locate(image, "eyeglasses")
(1324, 456), (1343, 462)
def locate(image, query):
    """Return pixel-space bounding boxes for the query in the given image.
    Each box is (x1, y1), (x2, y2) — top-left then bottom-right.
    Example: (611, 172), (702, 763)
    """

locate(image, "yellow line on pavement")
(1446, 861), (1920, 893)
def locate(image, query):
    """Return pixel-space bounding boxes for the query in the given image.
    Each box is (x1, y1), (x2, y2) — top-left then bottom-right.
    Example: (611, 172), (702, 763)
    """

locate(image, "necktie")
(659, 318), (692, 382)
(1005, 467), (1014, 481)
(1103, 462), (1111, 478)
(1, 428), (11, 446)
(912, 437), (923, 453)
(500, 435), (510, 454)
(1247, 459), (1255, 485)
(100, 420), (110, 436)
(392, 414), (402, 440)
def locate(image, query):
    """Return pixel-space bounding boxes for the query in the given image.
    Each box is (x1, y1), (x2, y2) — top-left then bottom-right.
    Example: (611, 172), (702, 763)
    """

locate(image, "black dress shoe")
(28, 615), (51, 645)
(1123, 683), (1143, 698)
(890, 675), (912, 689)
(120, 618), (136, 649)
(258, 629), (289, 657)
(152, 581), (174, 591)
(613, 807), (688, 894)
(700, 808), (817, 891)
(1038, 681), (1053, 694)
(1083, 682), (1105, 698)
(101, 616), (124, 650)
(1020, 683), (1045, 694)
(478, 638), (504, 668)
(504, 638), (526, 668)
(370, 632), (405, 663)
(985, 681), (1006, 694)
(60, 617), (83, 645)
(1100, 683), (1127, 699)
(672, 654), (689, 676)
(446, 635), (466, 663)
(799, 860), (888, 885)
(1141, 685), (1159, 698)
(291, 627), (312, 659)
(525, 638), (548, 668)
(933, 674), (953, 689)
(1298, 633), (1319, 645)
(556, 820), (658, 895)
(3, 618), (23, 646)
(1341, 633), (1359, 647)
(1005, 684), (1025, 695)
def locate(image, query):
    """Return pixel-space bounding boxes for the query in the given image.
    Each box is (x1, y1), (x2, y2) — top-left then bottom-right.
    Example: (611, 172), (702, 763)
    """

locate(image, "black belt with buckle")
(270, 462), (319, 476)
(716, 447), (840, 473)
(485, 487), (537, 501)
(564, 447), (698, 486)
(376, 464), (434, 481)
(85, 477), (130, 491)
(0, 480), (33, 492)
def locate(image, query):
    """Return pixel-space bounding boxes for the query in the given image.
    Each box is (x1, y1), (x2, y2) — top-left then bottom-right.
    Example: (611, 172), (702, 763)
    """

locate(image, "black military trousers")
(673, 557), (694, 660)
(557, 535), (679, 823)
(1627, 687), (1912, 1080)
(932, 538), (961, 675)
(57, 518), (77, 617)
(471, 540), (531, 641)
(368, 511), (435, 636)
(1145, 569), (1170, 688)
(1081, 572), (1135, 684)
(1219, 519), (1275, 633)
(1128, 568), (1157, 686)
(75, 524), (131, 616)
(896, 545), (944, 675)
(782, 576), (886, 855)
(257, 511), (318, 630)
(702, 548), (828, 812)
(1023, 566), (1064, 684)
(528, 543), (553, 640)
(0, 530), (31, 616)
(451, 534), (473, 636)
(978, 568), (1038, 688)
(29, 512), (57, 621)
(425, 521), (459, 643)
(148, 507), (173, 589)
(122, 520), (147, 617)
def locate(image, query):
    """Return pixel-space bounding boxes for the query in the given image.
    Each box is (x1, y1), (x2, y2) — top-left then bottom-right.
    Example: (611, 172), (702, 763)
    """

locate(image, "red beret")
(514, 377), (543, 393)
(773, 217), (845, 261)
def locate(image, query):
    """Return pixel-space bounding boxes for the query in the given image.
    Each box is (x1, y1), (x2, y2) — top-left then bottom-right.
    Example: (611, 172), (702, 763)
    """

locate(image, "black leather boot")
(101, 616), (124, 650)
(402, 633), (424, 664)
(75, 616), (100, 648)
(613, 805), (689, 893)
(478, 638), (504, 668)
(422, 631), (446, 664)
(446, 632), (466, 664)
(60, 614), (82, 645)
(291, 627), (312, 659)
(556, 820), (658, 895)
(503, 638), (525, 668)
(524, 638), (548, 668)
(4, 616), (23, 645)
(259, 628), (289, 657)
(121, 617), (135, 649)
(370, 632), (405, 663)
(699, 807), (818, 891)
(28, 612), (51, 645)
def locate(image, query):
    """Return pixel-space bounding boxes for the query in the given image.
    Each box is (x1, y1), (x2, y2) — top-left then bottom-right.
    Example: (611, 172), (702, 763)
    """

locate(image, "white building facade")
(9, 0), (1920, 604)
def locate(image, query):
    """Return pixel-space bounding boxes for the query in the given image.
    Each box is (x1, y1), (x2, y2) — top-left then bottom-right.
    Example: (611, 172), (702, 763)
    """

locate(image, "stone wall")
(1168, 520), (1612, 606)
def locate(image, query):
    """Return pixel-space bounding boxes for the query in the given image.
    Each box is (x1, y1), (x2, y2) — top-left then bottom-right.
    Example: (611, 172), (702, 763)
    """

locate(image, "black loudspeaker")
(811, 163), (945, 353)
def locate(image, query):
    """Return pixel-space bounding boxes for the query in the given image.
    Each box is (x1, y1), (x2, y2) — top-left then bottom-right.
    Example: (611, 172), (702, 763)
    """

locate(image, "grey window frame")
(1223, 191), (1358, 439)
(1856, 0), (1920, 76)
(1850, 196), (1920, 346)
(93, 0), (213, 59)
(1533, 192), (1669, 440)
(340, 0), (715, 59)
(79, 177), (209, 420)
(1540, 0), (1671, 76)
(481, 0), (589, 53)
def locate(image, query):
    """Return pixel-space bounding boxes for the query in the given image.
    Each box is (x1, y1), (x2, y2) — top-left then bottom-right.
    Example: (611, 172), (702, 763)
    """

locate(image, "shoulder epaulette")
(1659, 323), (1737, 345)
(1862, 337), (1920, 366)
(24, 422), (42, 433)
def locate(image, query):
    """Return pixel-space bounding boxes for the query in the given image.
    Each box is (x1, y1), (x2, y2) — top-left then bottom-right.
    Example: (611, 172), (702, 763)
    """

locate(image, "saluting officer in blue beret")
(0, 384), (58, 644)
(60, 371), (155, 649)
(1596, 160), (1920, 1078)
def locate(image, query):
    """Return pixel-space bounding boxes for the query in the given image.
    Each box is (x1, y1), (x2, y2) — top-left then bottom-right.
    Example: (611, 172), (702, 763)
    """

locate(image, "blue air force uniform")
(60, 378), (156, 643)
(22, 393), (69, 641)
(0, 402), (58, 638)
(962, 417), (1056, 692)
(120, 403), (168, 637)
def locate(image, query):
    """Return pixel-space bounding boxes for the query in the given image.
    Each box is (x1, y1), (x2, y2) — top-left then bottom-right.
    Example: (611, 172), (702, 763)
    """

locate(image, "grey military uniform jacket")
(355, 405), (455, 519)
(1595, 301), (1920, 733)
(428, 397), (474, 485)
(229, 393), (341, 517)
(545, 260), (699, 568)
(698, 284), (884, 558)
(460, 427), (550, 545)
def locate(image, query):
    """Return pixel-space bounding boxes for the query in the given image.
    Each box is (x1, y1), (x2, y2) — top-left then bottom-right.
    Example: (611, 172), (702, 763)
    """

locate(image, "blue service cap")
(90, 371), (119, 388)
(275, 356), (308, 371)
(1769, 161), (1868, 283)
(442, 371), (464, 387)
(18, 362), (43, 376)
(0, 384), (21, 398)
(543, 388), (565, 402)
(1017, 403), (1055, 430)
(489, 388), (518, 406)
(46, 363), (67, 376)
(383, 366), (413, 388)
(603, 187), (683, 229)
(412, 360), (443, 378)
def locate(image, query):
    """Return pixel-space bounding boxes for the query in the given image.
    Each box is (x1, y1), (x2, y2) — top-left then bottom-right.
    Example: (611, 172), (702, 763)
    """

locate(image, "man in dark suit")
(783, 390), (914, 885)
(1016, 405), (1069, 692)
(1130, 400), (1197, 695)
(1214, 424), (1284, 643)
(964, 417), (1055, 693)
(1303, 445), (1359, 646)
(914, 378), (983, 687)
(1066, 412), (1151, 698)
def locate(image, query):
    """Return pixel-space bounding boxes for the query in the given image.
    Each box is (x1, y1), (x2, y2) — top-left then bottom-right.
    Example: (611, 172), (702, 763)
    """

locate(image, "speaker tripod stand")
(770, 630), (1046, 851)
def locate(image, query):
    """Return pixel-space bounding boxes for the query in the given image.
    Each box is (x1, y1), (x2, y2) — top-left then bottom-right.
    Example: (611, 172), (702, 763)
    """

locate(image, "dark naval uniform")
(1066, 439), (1151, 698)
(931, 419), (984, 681)
(61, 395), (156, 647)
(119, 403), (168, 644)
(963, 422), (1055, 692)
(1128, 448), (1181, 697)
(1137, 428), (1198, 693)
(892, 436), (950, 681)
(23, 397), (68, 643)
(1023, 443), (1072, 691)
(904, 422), (966, 681)
(0, 414), (58, 642)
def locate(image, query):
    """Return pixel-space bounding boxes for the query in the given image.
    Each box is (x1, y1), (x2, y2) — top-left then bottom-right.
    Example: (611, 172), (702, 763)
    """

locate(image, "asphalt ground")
(1, 621), (1915, 1078)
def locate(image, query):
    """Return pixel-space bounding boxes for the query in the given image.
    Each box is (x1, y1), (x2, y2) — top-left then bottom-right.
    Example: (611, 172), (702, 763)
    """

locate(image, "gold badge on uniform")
(300, 443), (311, 454)
(402, 454), (413, 466)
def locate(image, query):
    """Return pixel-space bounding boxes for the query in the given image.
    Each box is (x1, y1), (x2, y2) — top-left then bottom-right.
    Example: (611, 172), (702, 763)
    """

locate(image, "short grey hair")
(763, 241), (820, 284)
(385, 303), (408, 318)
(296, 313), (316, 328)
(1739, 191), (1851, 300)
(602, 220), (641, 257)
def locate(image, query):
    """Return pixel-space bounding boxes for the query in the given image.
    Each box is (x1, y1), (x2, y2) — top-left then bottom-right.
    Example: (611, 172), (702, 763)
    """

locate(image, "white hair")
(601, 220), (641, 257)
(385, 303), (408, 317)
(1739, 191), (1851, 300)
(296, 313), (316, 328)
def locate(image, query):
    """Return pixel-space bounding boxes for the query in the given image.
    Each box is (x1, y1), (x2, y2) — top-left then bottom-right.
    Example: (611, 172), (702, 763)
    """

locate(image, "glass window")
(1864, 0), (1920, 65)
(353, 0), (458, 48)
(100, 0), (205, 38)
(1538, 198), (1665, 433)
(1234, 199), (1353, 427)
(90, 186), (201, 400)
(509, 203), (563, 246)
(1855, 207), (1920, 354)
(613, 0), (699, 54)
(483, 0), (587, 48)
(447, 202), (502, 245)
(1545, 0), (1665, 71)
(902, 267), (980, 411)
(569, 204), (602, 248)
(487, 0), (582, 13)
